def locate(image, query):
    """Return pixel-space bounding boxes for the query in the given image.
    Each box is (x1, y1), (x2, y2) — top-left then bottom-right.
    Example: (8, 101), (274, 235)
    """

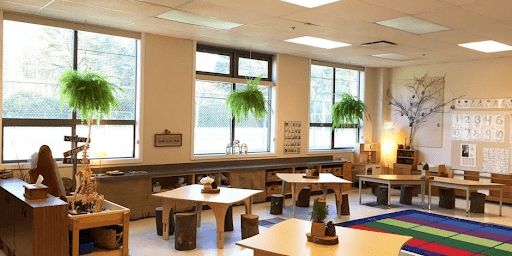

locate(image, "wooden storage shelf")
(396, 149), (418, 171)
(68, 199), (130, 256)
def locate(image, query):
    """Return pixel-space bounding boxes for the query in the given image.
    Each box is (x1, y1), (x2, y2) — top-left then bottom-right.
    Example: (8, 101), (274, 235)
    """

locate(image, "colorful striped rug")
(339, 210), (512, 256)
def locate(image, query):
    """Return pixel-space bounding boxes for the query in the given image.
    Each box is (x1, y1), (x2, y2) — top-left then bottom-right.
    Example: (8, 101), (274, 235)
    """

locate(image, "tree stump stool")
(155, 207), (174, 236)
(270, 194), (284, 215)
(296, 186), (311, 207)
(340, 193), (350, 215)
(175, 212), (197, 251)
(377, 185), (388, 205)
(224, 205), (234, 231)
(439, 188), (455, 209)
(470, 192), (486, 213)
(400, 185), (413, 205)
(241, 214), (259, 239)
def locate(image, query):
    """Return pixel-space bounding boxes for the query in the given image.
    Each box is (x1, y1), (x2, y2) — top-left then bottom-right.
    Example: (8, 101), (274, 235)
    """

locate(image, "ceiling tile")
(460, 0), (512, 22)
(63, 0), (171, 16)
(440, 0), (477, 5)
(360, 0), (453, 14)
(134, 0), (191, 8)
(415, 5), (489, 29)
(311, 0), (405, 22)
(178, 0), (269, 25)
(201, 0), (303, 17)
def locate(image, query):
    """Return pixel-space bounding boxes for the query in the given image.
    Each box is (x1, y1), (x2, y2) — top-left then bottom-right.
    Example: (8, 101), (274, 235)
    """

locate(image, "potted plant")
(226, 76), (267, 122)
(332, 93), (368, 128)
(59, 69), (120, 213)
(310, 199), (328, 237)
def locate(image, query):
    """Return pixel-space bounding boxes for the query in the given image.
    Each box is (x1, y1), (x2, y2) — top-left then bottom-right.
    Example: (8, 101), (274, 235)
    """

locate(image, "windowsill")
(1, 157), (143, 171)
(191, 152), (277, 161)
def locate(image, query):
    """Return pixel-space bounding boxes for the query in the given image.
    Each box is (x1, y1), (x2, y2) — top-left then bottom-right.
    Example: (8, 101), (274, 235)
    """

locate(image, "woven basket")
(92, 225), (123, 250)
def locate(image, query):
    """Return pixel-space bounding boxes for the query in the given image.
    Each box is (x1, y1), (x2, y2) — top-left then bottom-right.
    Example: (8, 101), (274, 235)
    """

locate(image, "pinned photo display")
(460, 144), (476, 167)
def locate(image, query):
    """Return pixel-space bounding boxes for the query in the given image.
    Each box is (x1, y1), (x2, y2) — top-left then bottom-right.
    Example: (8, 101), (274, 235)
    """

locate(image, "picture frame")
(154, 133), (182, 147)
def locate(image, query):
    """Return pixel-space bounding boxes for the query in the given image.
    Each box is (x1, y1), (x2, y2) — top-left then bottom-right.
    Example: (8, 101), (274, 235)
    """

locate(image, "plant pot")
(311, 221), (325, 237)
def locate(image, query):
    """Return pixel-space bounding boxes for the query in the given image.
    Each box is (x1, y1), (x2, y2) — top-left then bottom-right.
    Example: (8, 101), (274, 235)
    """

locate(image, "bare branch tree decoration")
(383, 73), (462, 147)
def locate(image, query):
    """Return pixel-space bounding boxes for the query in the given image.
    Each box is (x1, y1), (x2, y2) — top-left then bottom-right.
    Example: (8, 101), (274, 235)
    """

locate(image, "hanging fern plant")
(59, 69), (120, 122)
(332, 93), (368, 128)
(226, 76), (267, 122)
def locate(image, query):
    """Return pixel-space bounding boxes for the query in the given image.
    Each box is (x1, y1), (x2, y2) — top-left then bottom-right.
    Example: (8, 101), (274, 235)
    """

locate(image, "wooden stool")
(270, 194), (284, 215)
(224, 205), (233, 231)
(439, 188), (455, 209)
(296, 187), (311, 207)
(399, 185), (413, 205)
(377, 185), (388, 205)
(340, 193), (350, 215)
(371, 183), (379, 196)
(175, 212), (197, 251)
(241, 214), (259, 239)
(155, 207), (174, 236)
(470, 192), (486, 213)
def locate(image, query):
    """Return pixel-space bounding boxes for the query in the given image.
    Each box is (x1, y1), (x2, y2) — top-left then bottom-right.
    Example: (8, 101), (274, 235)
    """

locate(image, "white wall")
(390, 57), (512, 166)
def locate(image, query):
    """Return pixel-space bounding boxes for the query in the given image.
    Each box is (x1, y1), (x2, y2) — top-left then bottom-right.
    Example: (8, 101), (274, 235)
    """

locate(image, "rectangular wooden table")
(428, 177), (505, 216)
(357, 175), (426, 207)
(276, 173), (352, 217)
(236, 218), (412, 256)
(153, 184), (263, 249)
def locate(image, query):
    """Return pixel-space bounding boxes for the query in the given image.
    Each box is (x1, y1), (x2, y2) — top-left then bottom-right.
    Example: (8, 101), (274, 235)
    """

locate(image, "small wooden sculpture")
(68, 121), (104, 213)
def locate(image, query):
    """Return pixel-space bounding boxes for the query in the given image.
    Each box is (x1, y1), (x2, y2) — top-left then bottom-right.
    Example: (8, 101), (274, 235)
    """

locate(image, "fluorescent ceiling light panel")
(157, 10), (242, 30)
(372, 53), (415, 61)
(458, 40), (512, 53)
(281, 0), (339, 8)
(376, 16), (449, 34)
(285, 36), (350, 49)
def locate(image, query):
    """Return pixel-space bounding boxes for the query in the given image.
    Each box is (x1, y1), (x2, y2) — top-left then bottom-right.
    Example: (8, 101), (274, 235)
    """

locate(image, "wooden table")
(357, 175), (426, 207)
(152, 184), (263, 249)
(428, 177), (505, 216)
(68, 199), (130, 256)
(236, 218), (412, 256)
(276, 173), (352, 217)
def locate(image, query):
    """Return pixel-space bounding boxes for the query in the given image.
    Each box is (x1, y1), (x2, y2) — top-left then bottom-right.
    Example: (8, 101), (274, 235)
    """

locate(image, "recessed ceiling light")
(281, 0), (339, 8)
(458, 40), (512, 53)
(285, 36), (350, 49)
(376, 16), (449, 34)
(372, 53), (415, 61)
(157, 10), (242, 30)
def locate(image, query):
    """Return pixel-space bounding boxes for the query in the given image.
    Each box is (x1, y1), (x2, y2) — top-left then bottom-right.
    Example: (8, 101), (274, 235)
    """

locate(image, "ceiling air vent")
(361, 40), (397, 49)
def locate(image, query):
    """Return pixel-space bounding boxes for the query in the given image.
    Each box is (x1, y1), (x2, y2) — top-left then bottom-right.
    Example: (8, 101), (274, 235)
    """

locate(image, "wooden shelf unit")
(489, 173), (512, 204)
(96, 159), (351, 220)
(396, 149), (418, 171)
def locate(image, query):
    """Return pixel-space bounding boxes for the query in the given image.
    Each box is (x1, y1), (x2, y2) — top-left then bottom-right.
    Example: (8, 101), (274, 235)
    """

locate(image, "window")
(194, 45), (273, 155)
(2, 20), (139, 162)
(309, 63), (364, 150)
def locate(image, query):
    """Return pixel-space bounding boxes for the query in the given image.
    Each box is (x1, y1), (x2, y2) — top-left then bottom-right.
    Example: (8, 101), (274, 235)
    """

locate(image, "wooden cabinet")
(396, 149), (418, 171)
(0, 178), (68, 256)
(489, 173), (512, 203)
(98, 175), (151, 219)
(230, 170), (266, 203)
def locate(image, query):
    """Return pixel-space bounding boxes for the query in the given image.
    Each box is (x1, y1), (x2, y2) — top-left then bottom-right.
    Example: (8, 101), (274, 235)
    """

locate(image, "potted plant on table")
(310, 199), (328, 237)
(59, 69), (120, 213)
(332, 93), (368, 129)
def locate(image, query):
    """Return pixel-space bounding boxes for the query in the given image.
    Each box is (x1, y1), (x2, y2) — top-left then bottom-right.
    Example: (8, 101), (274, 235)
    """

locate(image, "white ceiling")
(1, 0), (512, 67)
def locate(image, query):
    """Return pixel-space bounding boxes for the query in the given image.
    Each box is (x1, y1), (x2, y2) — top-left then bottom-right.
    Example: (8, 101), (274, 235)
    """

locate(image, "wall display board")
(283, 121), (301, 154)
(451, 98), (512, 174)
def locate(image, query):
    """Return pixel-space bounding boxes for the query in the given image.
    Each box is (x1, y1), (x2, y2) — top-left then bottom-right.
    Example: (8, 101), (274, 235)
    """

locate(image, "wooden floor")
(2, 187), (511, 256)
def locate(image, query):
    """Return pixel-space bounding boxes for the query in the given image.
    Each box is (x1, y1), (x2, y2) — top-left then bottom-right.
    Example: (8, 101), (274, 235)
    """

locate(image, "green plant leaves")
(332, 93), (367, 128)
(59, 69), (120, 122)
(226, 77), (267, 122)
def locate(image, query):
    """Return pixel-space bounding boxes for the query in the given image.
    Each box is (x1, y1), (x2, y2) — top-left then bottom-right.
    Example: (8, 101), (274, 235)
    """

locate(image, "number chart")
(451, 110), (512, 174)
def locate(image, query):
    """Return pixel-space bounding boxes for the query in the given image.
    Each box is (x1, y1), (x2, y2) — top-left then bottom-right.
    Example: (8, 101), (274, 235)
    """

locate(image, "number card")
(451, 113), (504, 142)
